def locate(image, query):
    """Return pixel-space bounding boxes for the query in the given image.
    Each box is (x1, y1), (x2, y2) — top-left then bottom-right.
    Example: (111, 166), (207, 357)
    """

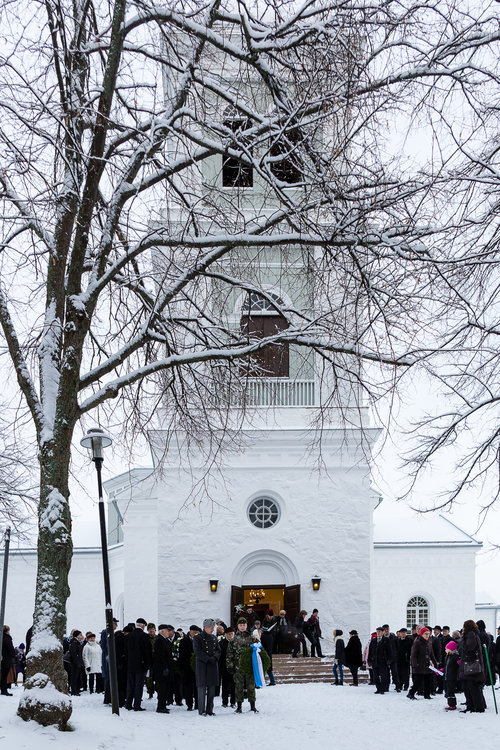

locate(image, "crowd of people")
(338, 619), (500, 713)
(2, 606), (500, 718)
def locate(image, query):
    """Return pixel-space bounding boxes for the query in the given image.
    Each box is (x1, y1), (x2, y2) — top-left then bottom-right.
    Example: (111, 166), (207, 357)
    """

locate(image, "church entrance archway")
(230, 550), (301, 628)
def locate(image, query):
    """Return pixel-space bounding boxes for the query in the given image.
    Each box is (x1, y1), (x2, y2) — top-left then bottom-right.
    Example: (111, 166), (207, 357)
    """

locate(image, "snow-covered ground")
(1, 682), (499, 749)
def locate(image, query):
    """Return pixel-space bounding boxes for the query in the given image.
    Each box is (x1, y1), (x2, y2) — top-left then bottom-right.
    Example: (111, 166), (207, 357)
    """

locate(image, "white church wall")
(2, 548), (109, 645)
(372, 545), (477, 631)
(474, 605), (500, 633)
(148, 427), (375, 646)
(120, 489), (159, 626)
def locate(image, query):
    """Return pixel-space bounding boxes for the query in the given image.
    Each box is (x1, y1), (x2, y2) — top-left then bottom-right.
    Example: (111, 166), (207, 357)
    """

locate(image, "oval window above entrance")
(247, 497), (280, 529)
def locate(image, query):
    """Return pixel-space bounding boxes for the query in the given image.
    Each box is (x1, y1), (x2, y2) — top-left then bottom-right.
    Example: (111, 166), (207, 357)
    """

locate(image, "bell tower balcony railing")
(231, 378), (315, 407)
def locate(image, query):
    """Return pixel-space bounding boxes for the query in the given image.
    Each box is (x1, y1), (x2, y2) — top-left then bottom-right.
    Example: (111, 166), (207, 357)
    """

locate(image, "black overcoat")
(193, 631), (221, 687)
(1, 631), (16, 669)
(69, 637), (83, 670)
(368, 636), (391, 667)
(345, 635), (363, 668)
(153, 634), (174, 680)
(125, 627), (152, 673)
(410, 635), (436, 674)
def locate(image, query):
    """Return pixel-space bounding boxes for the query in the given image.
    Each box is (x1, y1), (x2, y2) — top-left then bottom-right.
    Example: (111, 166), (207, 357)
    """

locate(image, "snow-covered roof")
(373, 501), (482, 548)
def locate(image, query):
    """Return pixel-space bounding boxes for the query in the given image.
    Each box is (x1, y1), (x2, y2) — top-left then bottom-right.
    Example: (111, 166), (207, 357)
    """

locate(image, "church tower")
(104, 23), (380, 641)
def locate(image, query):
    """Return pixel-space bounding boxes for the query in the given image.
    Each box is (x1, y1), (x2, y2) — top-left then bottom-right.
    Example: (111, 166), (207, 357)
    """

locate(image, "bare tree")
(0, 0), (497, 729)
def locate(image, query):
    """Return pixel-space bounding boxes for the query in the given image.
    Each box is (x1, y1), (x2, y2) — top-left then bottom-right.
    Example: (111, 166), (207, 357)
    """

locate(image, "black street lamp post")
(80, 428), (119, 716)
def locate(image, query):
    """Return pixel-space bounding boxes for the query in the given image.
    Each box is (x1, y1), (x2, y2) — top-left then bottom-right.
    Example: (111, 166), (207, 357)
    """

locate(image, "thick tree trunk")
(17, 436), (73, 728)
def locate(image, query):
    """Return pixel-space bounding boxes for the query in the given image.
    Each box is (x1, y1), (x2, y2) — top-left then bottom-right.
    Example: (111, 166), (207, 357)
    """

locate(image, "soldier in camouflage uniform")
(226, 617), (259, 713)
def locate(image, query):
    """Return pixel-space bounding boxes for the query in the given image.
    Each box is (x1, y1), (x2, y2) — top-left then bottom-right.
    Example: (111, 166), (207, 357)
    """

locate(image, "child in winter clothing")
(332, 629), (345, 686)
(444, 640), (460, 711)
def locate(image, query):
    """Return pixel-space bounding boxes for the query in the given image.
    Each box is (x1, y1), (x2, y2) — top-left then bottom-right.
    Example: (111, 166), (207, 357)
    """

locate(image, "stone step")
(269, 655), (370, 684)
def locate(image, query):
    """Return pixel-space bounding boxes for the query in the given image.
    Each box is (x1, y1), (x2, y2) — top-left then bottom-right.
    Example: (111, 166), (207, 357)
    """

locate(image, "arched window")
(240, 292), (289, 377)
(406, 596), (429, 629)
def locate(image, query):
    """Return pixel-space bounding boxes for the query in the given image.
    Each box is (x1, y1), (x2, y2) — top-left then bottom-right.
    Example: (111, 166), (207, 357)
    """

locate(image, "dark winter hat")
(147, 623), (156, 630)
(376, 627), (384, 632)
(136, 618), (147, 626)
(382, 624), (389, 629)
(335, 629), (343, 636)
(433, 625), (442, 631)
(225, 627), (234, 634)
(158, 624), (169, 631)
(19, 643), (25, 650)
(126, 622), (136, 630)
(203, 618), (215, 628)
(349, 630), (358, 636)
(190, 625), (202, 633)
(400, 628), (408, 633)
(123, 625), (134, 634)
(237, 617), (248, 625)
(446, 641), (458, 651)
(113, 618), (119, 624)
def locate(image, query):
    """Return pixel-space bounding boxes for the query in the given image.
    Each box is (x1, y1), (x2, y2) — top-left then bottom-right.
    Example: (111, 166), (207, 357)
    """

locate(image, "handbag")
(463, 659), (482, 676)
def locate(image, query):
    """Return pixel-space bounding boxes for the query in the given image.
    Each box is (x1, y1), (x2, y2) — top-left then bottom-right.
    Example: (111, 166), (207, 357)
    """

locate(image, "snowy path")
(1, 683), (499, 749)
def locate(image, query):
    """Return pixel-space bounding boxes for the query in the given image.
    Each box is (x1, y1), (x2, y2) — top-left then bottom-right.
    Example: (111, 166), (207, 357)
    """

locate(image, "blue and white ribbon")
(251, 642), (266, 688)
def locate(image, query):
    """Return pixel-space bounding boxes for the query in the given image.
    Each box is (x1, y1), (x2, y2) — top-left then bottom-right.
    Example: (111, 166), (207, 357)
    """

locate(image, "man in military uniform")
(226, 617), (259, 713)
(193, 618), (221, 716)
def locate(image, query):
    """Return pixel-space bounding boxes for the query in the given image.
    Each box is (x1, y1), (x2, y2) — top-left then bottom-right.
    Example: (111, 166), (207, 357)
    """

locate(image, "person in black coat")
(101, 617), (119, 705)
(1, 626), (16, 696)
(333, 629), (346, 685)
(179, 626), (200, 710)
(275, 610), (291, 654)
(459, 620), (486, 713)
(292, 610), (309, 658)
(443, 640), (460, 710)
(368, 627), (392, 694)
(476, 619), (495, 686)
(69, 631), (84, 696)
(407, 627), (437, 700)
(345, 630), (363, 686)
(382, 624), (400, 691)
(193, 619), (221, 716)
(396, 629), (412, 691)
(125, 618), (152, 711)
(114, 625), (128, 707)
(305, 610), (323, 658)
(219, 628), (236, 707)
(153, 625), (175, 714)
(495, 626), (500, 681)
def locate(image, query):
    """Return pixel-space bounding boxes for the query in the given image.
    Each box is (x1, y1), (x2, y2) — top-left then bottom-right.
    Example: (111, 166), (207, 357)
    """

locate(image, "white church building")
(4, 439), (496, 647)
(2, 24), (499, 648)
